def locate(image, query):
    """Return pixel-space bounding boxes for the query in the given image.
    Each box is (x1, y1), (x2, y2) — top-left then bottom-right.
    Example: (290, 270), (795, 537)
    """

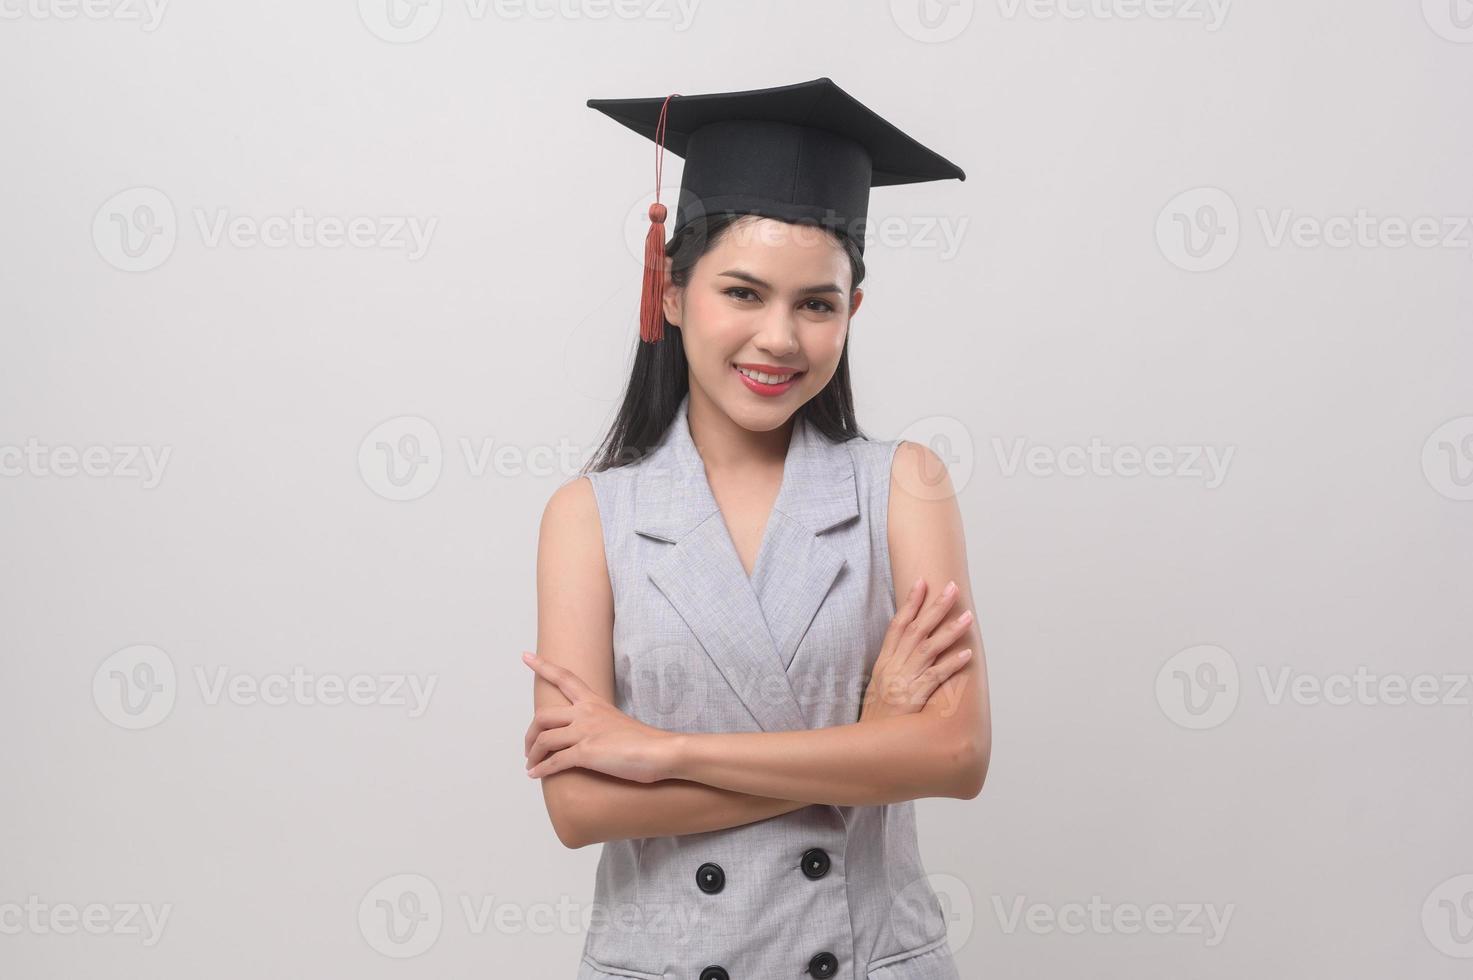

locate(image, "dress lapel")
(635, 393), (859, 732)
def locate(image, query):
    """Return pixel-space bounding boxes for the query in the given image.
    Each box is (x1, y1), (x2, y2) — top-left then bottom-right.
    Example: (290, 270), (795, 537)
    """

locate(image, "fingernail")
(912, 577), (924, 593)
(522, 651), (535, 662)
(959, 649), (972, 661)
(956, 610), (972, 626)
(944, 580), (957, 595)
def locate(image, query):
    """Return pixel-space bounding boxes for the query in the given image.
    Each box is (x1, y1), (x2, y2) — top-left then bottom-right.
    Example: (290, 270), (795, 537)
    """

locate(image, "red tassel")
(640, 202), (668, 343)
(639, 93), (678, 344)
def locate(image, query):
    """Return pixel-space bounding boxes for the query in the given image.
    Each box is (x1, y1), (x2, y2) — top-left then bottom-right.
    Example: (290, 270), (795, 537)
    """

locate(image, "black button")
(696, 862), (725, 894)
(808, 950), (838, 977)
(700, 967), (729, 980)
(801, 847), (831, 880)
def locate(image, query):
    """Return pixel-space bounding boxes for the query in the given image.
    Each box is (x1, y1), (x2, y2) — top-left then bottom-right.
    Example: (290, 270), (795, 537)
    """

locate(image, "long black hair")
(581, 212), (871, 475)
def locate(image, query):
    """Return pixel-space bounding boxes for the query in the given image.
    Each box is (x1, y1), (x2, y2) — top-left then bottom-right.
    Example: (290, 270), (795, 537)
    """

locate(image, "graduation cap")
(587, 77), (966, 343)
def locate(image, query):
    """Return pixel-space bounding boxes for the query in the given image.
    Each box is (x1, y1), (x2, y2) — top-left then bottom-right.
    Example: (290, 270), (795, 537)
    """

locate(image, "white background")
(1, 1), (1471, 977)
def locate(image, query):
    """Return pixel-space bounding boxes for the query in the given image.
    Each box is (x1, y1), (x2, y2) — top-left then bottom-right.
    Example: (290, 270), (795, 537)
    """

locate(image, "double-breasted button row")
(699, 953), (835, 980)
(693, 852), (836, 977)
(695, 848), (830, 895)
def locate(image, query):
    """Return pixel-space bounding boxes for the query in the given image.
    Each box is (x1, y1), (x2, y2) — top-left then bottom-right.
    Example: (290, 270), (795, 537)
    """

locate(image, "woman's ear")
(849, 285), (864, 319)
(661, 256), (682, 327)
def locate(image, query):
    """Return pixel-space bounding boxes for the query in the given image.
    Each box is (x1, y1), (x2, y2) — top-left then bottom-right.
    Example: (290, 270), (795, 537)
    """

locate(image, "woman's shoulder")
(541, 472), (602, 543)
(833, 431), (911, 489)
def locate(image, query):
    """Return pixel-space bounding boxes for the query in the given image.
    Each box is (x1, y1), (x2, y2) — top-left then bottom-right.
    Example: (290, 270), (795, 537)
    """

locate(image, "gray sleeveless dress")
(575, 392), (960, 980)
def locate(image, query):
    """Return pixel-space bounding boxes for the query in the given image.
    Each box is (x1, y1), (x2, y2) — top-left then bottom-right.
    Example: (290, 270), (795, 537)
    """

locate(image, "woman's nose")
(754, 309), (800, 355)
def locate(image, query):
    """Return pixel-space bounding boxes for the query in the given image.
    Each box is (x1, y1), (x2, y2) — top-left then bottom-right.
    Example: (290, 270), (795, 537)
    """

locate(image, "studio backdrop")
(1, 3), (1470, 978)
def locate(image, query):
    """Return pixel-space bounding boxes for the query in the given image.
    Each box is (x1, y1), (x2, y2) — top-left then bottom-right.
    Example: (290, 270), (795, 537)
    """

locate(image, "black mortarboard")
(587, 77), (966, 343)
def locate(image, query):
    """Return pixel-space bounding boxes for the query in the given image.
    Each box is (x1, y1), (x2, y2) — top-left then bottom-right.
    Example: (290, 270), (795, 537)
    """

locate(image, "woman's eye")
(723, 287), (832, 313)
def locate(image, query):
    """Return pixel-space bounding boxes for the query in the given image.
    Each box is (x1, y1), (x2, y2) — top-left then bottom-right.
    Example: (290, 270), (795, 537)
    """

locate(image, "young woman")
(523, 80), (990, 980)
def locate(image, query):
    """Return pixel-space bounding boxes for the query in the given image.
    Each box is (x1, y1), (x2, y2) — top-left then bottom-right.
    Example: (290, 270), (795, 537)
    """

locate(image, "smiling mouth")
(732, 363), (805, 384)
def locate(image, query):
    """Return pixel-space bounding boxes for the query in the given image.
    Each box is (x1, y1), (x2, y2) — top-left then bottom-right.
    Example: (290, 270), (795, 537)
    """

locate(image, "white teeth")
(736, 366), (798, 384)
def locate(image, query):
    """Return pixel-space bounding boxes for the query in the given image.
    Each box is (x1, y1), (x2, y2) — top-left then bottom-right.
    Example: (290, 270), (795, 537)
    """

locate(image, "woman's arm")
(532, 476), (811, 848)
(658, 440), (993, 806)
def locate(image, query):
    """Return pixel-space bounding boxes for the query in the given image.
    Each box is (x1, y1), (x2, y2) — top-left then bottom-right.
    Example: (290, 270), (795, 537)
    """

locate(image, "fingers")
(527, 746), (575, 780)
(523, 705), (574, 756)
(910, 647), (974, 708)
(896, 580), (963, 667)
(880, 578), (929, 661)
(522, 651), (594, 704)
(526, 724), (579, 772)
(914, 606), (974, 666)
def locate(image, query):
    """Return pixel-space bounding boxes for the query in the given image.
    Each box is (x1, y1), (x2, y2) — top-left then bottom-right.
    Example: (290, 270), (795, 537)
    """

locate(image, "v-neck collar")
(632, 391), (862, 732)
(635, 391), (859, 546)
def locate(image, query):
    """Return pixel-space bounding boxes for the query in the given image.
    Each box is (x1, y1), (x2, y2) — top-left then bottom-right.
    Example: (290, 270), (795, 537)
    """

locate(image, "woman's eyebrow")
(717, 269), (843, 295)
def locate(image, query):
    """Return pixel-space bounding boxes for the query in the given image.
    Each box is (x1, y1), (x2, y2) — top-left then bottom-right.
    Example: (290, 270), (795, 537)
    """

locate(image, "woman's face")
(664, 216), (863, 432)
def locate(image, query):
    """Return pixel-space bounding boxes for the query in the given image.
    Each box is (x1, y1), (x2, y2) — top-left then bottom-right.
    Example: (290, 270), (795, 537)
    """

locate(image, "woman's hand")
(521, 651), (680, 783)
(859, 578), (974, 722)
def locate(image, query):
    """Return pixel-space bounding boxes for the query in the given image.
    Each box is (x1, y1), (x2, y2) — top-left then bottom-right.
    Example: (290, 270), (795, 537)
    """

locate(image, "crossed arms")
(528, 441), (991, 849)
